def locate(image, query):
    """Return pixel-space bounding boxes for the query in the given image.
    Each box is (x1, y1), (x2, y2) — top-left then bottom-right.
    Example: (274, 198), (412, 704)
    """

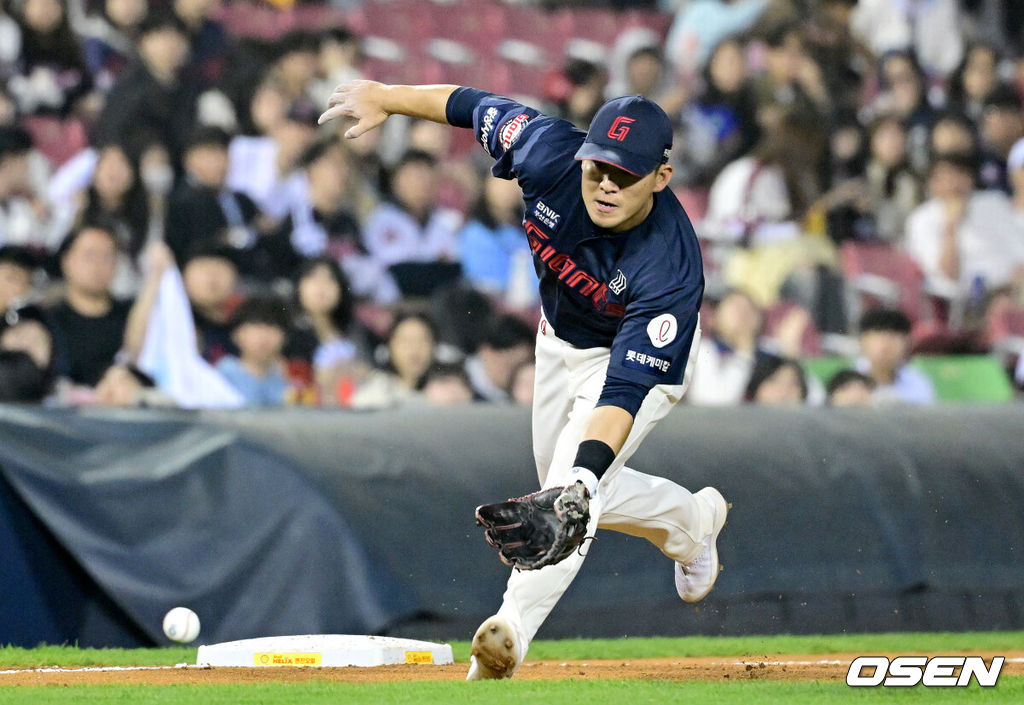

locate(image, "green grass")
(2, 678), (1023, 705)
(0, 645), (196, 668)
(3, 631), (1022, 668)
(520, 631), (1024, 661)
(3, 633), (1021, 704)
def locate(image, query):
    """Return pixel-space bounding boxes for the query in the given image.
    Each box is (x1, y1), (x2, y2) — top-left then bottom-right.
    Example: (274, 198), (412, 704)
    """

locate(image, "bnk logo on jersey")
(846, 656), (1003, 687)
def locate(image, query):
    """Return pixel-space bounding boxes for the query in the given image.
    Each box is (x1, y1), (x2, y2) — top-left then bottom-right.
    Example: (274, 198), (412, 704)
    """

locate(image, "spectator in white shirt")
(850, 0), (963, 78)
(905, 152), (1024, 302)
(855, 307), (935, 405)
(702, 114), (824, 247)
(360, 150), (462, 301)
(226, 82), (318, 218)
(687, 289), (774, 406)
(0, 127), (52, 249)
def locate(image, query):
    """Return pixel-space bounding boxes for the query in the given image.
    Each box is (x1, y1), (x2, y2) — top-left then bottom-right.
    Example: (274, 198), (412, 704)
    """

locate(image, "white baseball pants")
(492, 314), (713, 648)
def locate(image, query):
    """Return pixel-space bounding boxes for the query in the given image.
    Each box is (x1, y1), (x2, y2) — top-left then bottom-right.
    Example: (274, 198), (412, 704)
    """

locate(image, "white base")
(195, 634), (454, 667)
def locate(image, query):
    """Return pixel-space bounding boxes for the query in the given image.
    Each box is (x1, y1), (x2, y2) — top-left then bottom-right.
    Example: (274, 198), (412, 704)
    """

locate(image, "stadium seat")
(675, 186), (709, 223)
(804, 355), (1014, 401)
(985, 300), (1024, 352)
(430, 0), (493, 40)
(215, 2), (347, 39)
(566, 8), (624, 45)
(501, 5), (573, 57)
(840, 241), (928, 324)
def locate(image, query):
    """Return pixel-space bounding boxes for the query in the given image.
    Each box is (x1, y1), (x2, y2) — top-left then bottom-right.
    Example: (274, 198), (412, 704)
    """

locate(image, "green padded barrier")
(910, 355), (1014, 402)
(802, 357), (854, 386)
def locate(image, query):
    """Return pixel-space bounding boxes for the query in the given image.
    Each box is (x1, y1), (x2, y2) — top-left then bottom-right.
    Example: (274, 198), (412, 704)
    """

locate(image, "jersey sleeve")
(445, 87), (583, 197)
(597, 276), (703, 416)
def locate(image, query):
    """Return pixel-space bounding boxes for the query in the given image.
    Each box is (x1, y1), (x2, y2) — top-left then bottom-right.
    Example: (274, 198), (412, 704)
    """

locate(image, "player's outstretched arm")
(317, 80), (460, 138)
(581, 405), (634, 456)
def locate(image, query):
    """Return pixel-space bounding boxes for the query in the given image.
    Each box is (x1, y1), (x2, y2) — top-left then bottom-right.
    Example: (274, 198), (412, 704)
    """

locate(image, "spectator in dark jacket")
(77, 0), (147, 90)
(95, 11), (197, 169)
(165, 126), (262, 269)
(180, 244), (240, 364)
(172, 0), (231, 89)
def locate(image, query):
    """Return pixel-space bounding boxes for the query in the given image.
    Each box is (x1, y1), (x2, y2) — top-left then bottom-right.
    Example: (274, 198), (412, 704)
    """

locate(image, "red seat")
(20, 116), (89, 167)
(840, 241), (928, 325)
(619, 9), (673, 37)
(502, 5), (571, 58)
(351, 0), (435, 39)
(675, 186), (709, 222)
(566, 8), (622, 45)
(985, 298), (1024, 349)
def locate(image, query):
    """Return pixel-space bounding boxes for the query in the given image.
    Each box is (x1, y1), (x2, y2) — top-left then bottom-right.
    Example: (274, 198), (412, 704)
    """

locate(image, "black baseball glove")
(475, 482), (591, 570)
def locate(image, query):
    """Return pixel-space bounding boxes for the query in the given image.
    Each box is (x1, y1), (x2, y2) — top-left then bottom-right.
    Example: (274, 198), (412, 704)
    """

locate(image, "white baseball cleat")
(466, 616), (524, 680)
(675, 487), (730, 603)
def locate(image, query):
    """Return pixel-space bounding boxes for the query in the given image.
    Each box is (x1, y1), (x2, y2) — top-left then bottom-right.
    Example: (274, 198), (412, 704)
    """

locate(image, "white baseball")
(162, 607), (201, 643)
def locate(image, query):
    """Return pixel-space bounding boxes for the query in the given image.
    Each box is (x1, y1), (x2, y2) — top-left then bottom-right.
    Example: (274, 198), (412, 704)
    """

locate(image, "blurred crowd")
(0, 0), (1023, 409)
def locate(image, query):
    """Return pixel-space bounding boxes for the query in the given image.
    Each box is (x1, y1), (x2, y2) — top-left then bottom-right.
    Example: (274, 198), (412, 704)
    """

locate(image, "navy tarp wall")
(1, 404), (1022, 647)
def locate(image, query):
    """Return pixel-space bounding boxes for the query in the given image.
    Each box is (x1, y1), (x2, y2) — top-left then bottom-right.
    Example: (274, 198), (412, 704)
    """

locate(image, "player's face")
(580, 160), (672, 232)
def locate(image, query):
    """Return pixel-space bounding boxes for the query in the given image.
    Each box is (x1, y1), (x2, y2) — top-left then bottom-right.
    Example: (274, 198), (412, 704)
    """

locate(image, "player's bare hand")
(318, 80), (389, 139)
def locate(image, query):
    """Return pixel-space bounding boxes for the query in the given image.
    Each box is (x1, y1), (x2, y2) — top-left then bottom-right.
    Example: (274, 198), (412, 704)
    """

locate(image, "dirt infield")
(3, 653), (1022, 686)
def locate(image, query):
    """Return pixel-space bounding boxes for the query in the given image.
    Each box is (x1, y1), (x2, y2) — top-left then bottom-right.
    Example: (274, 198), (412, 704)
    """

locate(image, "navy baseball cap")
(574, 95), (672, 176)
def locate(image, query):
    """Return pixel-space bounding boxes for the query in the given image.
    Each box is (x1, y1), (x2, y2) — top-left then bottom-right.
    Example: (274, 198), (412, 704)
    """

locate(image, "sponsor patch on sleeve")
(623, 348), (673, 375)
(479, 106), (499, 150)
(499, 113), (531, 150)
(647, 313), (678, 349)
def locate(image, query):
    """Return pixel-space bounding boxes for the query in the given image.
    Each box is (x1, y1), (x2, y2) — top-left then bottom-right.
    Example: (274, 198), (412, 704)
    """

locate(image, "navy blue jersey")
(447, 88), (704, 415)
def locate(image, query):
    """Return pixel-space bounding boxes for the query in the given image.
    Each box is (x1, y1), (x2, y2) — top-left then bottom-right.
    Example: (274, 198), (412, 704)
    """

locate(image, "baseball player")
(319, 81), (728, 680)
